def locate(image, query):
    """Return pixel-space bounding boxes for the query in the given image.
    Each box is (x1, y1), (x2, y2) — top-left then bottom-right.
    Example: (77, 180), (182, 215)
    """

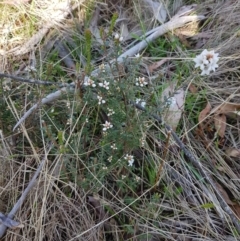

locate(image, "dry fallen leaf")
(198, 102), (211, 129)
(214, 114), (226, 138)
(188, 83), (198, 93)
(231, 204), (240, 219)
(161, 84), (185, 130)
(211, 103), (240, 116)
(148, 59), (167, 73)
(225, 148), (240, 158)
(214, 182), (235, 206)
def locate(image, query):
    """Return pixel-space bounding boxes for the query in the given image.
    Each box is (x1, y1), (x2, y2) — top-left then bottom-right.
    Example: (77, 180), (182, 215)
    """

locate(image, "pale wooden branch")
(13, 86), (75, 131)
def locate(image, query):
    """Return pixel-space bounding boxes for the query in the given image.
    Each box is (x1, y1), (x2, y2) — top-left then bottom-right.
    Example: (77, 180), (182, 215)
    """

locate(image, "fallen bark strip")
(13, 11), (204, 131)
(0, 146), (52, 238)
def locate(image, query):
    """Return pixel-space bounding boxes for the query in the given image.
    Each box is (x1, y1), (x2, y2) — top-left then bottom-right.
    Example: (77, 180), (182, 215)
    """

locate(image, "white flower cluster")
(99, 81), (110, 90)
(114, 33), (123, 42)
(111, 143), (117, 150)
(124, 154), (134, 167)
(84, 78), (96, 87)
(107, 108), (115, 116)
(97, 95), (106, 105)
(108, 156), (113, 162)
(99, 63), (106, 72)
(140, 136), (145, 147)
(136, 77), (148, 87)
(193, 49), (219, 76)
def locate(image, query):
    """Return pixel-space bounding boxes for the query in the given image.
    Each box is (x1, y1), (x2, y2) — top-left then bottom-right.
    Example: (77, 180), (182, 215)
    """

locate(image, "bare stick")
(0, 73), (74, 87)
(0, 146), (52, 238)
(13, 86), (75, 131)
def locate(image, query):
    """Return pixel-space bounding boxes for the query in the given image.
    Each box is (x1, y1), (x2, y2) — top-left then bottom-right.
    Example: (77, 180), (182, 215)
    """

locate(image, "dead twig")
(0, 72), (74, 87)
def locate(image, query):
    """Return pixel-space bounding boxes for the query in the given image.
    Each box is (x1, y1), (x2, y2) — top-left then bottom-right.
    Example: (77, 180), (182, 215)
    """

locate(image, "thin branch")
(13, 86), (75, 131)
(0, 73), (74, 87)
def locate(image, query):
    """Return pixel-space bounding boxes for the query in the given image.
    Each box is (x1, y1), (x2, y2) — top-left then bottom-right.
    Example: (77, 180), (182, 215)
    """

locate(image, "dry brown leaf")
(198, 102), (211, 129)
(231, 204), (240, 219)
(214, 114), (226, 138)
(162, 84), (185, 131)
(177, 34), (191, 48)
(148, 59), (167, 73)
(215, 182), (235, 206)
(188, 83), (198, 93)
(225, 148), (240, 158)
(212, 103), (240, 116)
(191, 32), (212, 40)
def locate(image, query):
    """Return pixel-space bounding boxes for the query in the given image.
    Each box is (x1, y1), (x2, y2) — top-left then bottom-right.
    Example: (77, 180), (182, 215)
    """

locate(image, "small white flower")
(84, 78), (96, 87)
(108, 156), (113, 162)
(111, 143), (118, 150)
(114, 33), (123, 42)
(136, 98), (146, 108)
(136, 77), (148, 87)
(97, 95), (106, 105)
(114, 33), (120, 40)
(124, 154), (134, 167)
(25, 65), (37, 72)
(99, 81), (110, 90)
(66, 101), (70, 108)
(135, 53), (140, 58)
(99, 63), (105, 72)
(67, 118), (72, 125)
(3, 85), (10, 91)
(102, 121), (113, 132)
(140, 136), (145, 147)
(102, 166), (108, 170)
(107, 108), (115, 116)
(193, 49), (219, 75)
(122, 175), (126, 180)
(135, 175), (141, 182)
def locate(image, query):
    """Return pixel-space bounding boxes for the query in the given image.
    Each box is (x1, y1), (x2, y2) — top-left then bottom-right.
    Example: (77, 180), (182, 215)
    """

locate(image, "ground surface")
(1, 0), (240, 240)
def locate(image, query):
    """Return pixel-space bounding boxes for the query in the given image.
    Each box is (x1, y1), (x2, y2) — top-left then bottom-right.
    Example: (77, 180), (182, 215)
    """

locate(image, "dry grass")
(1, 0), (240, 240)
